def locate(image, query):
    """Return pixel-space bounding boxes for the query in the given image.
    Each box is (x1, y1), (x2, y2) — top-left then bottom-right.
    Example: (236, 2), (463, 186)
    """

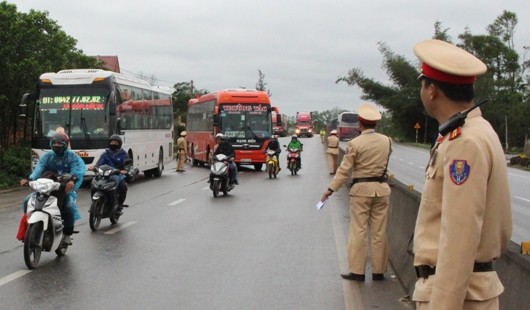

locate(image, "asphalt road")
(0, 137), (412, 310)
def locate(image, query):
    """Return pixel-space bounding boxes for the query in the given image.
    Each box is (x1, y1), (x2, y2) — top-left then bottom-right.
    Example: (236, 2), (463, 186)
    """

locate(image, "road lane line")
(104, 221), (137, 235)
(0, 270), (32, 287)
(168, 198), (186, 206)
(329, 196), (364, 310)
(202, 186), (210, 190)
(514, 196), (530, 203)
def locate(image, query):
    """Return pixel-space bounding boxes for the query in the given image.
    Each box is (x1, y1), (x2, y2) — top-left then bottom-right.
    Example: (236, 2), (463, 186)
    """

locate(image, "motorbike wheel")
(110, 208), (120, 225)
(289, 162), (295, 175)
(24, 222), (43, 269)
(222, 181), (228, 196)
(212, 180), (220, 197)
(55, 243), (68, 256)
(89, 199), (104, 231)
(267, 163), (274, 179)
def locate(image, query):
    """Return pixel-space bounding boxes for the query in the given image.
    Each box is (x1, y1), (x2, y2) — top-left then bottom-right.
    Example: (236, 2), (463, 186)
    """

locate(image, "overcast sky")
(11, 1), (530, 117)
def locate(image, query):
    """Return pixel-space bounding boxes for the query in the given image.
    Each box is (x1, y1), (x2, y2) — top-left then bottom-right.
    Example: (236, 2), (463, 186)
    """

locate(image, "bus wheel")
(153, 149), (163, 178)
(254, 163), (263, 171)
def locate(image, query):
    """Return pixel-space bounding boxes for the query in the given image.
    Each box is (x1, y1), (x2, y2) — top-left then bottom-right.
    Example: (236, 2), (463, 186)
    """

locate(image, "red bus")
(186, 89), (278, 171)
(337, 111), (360, 140)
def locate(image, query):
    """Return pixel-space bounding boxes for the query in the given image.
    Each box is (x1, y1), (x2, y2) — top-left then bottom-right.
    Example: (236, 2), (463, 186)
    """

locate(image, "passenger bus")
(337, 112), (360, 140)
(20, 69), (174, 178)
(186, 89), (278, 171)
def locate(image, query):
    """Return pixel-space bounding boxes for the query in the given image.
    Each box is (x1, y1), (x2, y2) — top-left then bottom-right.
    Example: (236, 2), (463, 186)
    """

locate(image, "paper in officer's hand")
(316, 198), (328, 210)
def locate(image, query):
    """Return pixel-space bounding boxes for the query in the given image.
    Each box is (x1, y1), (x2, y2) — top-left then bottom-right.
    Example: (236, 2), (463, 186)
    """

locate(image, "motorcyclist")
(267, 134), (282, 171)
(93, 134), (130, 215)
(20, 132), (85, 245)
(213, 133), (239, 185)
(287, 135), (303, 169)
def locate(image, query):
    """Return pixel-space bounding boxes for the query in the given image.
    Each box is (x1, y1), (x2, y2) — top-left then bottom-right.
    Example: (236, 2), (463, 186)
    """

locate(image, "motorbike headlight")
(103, 169), (112, 177)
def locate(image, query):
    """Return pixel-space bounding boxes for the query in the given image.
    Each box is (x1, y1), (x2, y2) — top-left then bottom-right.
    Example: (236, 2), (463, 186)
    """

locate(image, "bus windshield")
(220, 104), (271, 140)
(340, 113), (359, 126)
(36, 87), (110, 139)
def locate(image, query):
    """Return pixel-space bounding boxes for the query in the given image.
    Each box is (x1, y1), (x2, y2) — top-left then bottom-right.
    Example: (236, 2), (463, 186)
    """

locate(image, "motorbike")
(22, 173), (76, 269)
(285, 147), (302, 175)
(89, 162), (138, 231)
(209, 154), (235, 197)
(265, 148), (280, 179)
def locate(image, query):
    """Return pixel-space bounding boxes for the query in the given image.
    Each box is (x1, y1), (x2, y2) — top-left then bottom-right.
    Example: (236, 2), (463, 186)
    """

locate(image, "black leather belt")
(328, 146), (338, 148)
(415, 262), (493, 279)
(351, 177), (385, 185)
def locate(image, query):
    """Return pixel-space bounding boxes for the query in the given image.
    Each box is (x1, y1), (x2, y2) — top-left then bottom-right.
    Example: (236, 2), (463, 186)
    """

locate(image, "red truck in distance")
(295, 112), (314, 137)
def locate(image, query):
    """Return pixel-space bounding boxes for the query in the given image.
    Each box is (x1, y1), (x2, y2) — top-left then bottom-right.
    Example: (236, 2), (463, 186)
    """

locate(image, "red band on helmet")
(420, 63), (476, 84)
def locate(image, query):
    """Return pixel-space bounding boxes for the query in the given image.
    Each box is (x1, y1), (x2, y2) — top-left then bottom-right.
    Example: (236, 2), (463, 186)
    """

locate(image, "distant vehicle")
(272, 113), (287, 137)
(337, 112), (360, 141)
(186, 89), (279, 171)
(295, 112), (313, 137)
(20, 69), (174, 179)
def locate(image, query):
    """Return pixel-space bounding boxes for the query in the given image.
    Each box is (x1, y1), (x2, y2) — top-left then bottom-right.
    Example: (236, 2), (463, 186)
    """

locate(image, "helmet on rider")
(291, 135), (298, 140)
(271, 134), (278, 139)
(109, 134), (123, 151)
(215, 133), (225, 140)
(50, 132), (70, 155)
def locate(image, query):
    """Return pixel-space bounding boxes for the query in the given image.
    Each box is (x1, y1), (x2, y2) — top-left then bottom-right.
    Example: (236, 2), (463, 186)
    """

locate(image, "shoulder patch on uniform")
(448, 128), (461, 141)
(449, 160), (470, 185)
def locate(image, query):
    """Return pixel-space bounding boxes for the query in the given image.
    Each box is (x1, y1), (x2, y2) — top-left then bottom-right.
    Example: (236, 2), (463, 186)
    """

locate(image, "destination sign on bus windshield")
(40, 96), (105, 111)
(221, 104), (268, 113)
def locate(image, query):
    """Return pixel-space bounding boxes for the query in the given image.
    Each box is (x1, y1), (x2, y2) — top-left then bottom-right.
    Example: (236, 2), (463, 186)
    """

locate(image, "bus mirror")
(276, 115), (282, 126)
(117, 118), (125, 135)
(109, 91), (116, 115)
(213, 114), (219, 126)
(19, 93), (30, 117)
(272, 106), (279, 114)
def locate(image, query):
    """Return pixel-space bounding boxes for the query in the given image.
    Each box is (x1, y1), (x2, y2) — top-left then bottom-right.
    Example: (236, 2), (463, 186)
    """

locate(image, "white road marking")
(0, 270), (32, 287)
(104, 221), (137, 235)
(202, 186), (210, 190)
(168, 198), (186, 206)
(514, 196), (530, 203)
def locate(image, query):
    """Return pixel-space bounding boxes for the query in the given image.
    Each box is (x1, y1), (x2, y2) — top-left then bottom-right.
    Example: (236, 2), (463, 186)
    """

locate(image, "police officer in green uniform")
(321, 103), (392, 282)
(412, 39), (512, 310)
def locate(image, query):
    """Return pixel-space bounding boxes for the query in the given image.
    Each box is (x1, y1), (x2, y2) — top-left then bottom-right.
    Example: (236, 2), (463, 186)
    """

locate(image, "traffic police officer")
(326, 129), (340, 174)
(176, 131), (189, 172)
(412, 39), (512, 309)
(321, 103), (392, 282)
(320, 128), (326, 143)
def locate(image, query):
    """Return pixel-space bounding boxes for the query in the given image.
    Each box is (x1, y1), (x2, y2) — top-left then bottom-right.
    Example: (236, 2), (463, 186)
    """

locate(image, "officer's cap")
(358, 104), (381, 125)
(414, 39), (486, 84)
(180, 131), (187, 136)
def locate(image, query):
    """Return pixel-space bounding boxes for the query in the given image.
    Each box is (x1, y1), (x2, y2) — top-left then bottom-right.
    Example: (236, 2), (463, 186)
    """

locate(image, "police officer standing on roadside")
(326, 129), (340, 175)
(320, 103), (392, 282)
(176, 131), (189, 172)
(412, 39), (512, 310)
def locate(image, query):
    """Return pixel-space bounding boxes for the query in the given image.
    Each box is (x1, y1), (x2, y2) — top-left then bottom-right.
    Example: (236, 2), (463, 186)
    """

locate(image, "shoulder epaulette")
(448, 127), (461, 141)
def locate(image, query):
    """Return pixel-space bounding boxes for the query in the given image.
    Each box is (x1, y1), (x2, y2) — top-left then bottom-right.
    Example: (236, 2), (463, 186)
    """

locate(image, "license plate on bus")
(240, 158), (251, 163)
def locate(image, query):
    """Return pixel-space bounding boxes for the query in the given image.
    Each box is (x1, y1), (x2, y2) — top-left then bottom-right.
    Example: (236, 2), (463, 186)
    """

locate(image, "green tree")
(255, 69), (272, 96)
(0, 1), (100, 149)
(336, 11), (529, 148)
(171, 81), (208, 125)
(336, 42), (434, 142)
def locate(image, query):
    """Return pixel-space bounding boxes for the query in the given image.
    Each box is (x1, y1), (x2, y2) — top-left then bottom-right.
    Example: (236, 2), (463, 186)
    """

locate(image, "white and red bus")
(186, 89), (278, 171)
(21, 69), (174, 178)
(337, 111), (360, 141)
